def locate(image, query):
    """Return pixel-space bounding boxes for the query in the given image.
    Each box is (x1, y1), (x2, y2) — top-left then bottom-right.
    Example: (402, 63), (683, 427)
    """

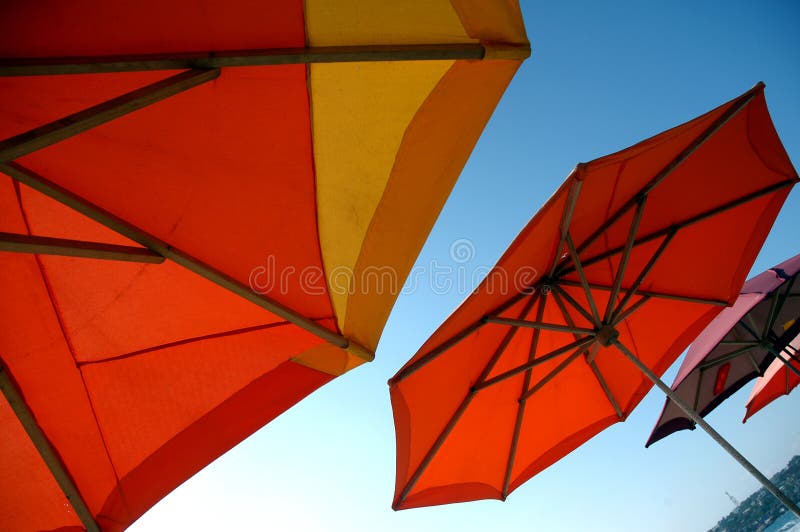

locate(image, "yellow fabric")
(304, 0), (473, 45)
(305, 1), (530, 352)
(310, 61), (452, 335)
(291, 344), (369, 376)
(450, 0), (529, 43)
(343, 59), (524, 350)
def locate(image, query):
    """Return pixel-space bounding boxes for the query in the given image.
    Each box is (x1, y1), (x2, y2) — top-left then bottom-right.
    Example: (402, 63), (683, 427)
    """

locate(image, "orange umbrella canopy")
(744, 335), (800, 421)
(389, 83), (797, 510)
(0, 2), (529, 531)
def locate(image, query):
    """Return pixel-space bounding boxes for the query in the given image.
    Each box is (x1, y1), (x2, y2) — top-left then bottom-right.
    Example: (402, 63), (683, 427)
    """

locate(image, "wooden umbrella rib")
(395, 292), (541, 507)
(473, 336), (595, 392)
(604, 196), (647, 323)
(551, 283), (596, 324)
(390, 290), (535, 384)
(570, 82), (764, 260)
(0, 365), (99, 532)
(564, 233), (601, 326)
(519, 347), (587, 402)
(612, 294), (651, 325)
(484, 316), (595, 335)
(558, 279), (730, 307)
(610, 230), (676, 323)
(552, 289), (623, 419)
(501, 291), (548, 499)
(0, 68), (220, 162)
(0, 43), (532, 76)
(568, 179), (797, 277)
(0, 232), (164, 263)
(0, 163), (355, 352)
(698, 344), (761, 371)
(549, 175), (583, 277)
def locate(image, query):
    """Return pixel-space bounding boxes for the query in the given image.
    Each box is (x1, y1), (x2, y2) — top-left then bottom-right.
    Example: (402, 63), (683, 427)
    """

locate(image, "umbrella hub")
(595, 324), (620, 347)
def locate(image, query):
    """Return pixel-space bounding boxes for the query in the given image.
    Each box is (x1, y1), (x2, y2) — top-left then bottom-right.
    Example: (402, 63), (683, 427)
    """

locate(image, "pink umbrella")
(647, 252), (800, 447)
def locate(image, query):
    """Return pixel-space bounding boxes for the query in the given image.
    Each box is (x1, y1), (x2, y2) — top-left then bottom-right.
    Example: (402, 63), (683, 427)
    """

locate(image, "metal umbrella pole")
(613, 339), (800, 518)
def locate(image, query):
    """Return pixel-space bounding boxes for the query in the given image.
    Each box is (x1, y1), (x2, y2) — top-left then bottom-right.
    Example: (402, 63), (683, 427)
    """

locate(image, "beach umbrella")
(647, 252), (800, 446)
(0, 2), (529, 531)
(389, 83), (800, 514)
(744, 335), (800, 421)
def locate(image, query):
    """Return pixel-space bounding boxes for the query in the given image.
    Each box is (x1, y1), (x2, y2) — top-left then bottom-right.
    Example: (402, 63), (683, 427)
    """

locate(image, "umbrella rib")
(762, 289), (782, 341)
(501, 291), (549, 499)
(0, 232), (164, 263)
(0, 364), (100, 532)
(549, 173), (584, 278)
(564, 232), (601, 326)
(766, 274), (797, 339)
(390, 290), (535, 384)
(551, 283), (596, 324)
(698, 344), (761, 371)
(0, 43), (531, 76)
(718, 340), (762, 346)
(473, 336), (595, 392)
(519, 346), (588, 402)
(0, 69), (220, 162)
(394, 291), (541, 507)
(604, 196), (647, 323)
(571, 82), (763, 259)
(693, 369), (705, 413)
(610, 230), (677, 323)
(747, 352), (763, 375)
(566, 179), (796, 277)
(552, 289), (624, 419)
(0, 163), (364, 354)
(484, 316), (595, 335)
(769, 348), (800, 379)
(558, 279), (728, 307)
(612, 339), (800, 518)
(612, 294), (651, 325)
(739, 319), (763, 342)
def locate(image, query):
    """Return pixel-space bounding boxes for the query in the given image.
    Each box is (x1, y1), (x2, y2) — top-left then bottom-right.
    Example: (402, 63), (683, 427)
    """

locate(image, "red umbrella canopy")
(744, 334), (800, 421)
(389, 83), (797, 510)
(0, 2), (529, 531)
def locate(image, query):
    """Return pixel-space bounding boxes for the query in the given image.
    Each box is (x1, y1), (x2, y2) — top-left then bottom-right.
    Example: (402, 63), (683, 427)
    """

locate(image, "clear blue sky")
(130, 2), (800, 531)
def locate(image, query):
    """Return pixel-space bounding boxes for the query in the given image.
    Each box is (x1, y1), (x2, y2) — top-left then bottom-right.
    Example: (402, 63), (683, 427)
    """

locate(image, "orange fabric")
(390, 86), (798, 509)
(0, 2), (529, 529)
(0, 2), (336, 530)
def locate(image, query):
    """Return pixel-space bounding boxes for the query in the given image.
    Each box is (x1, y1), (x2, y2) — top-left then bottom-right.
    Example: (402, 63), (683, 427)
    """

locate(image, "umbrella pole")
(613, 340), (800, 518)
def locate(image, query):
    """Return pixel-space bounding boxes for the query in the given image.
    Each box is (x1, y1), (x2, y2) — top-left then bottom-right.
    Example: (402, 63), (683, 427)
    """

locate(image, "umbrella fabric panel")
(80, 343), (334, 529)
(744, 335), (800, 420)
(308, 0), (528, 348)
(11, 182), (286, 363)
(0, 1), (306, 56)
(5, 66), (332, 320)
(0, 393), (84, 531)
(1, 178), (338, 527)
(328, 59), (525, 350)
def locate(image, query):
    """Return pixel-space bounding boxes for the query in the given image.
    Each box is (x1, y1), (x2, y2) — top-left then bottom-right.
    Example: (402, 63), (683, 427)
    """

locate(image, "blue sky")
(130, 2), (800, 531)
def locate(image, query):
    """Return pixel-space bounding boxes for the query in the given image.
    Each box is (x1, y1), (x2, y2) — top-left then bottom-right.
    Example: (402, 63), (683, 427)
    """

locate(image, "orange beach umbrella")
(0, 2), (529, 531)
(389, 83), (799, 513)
